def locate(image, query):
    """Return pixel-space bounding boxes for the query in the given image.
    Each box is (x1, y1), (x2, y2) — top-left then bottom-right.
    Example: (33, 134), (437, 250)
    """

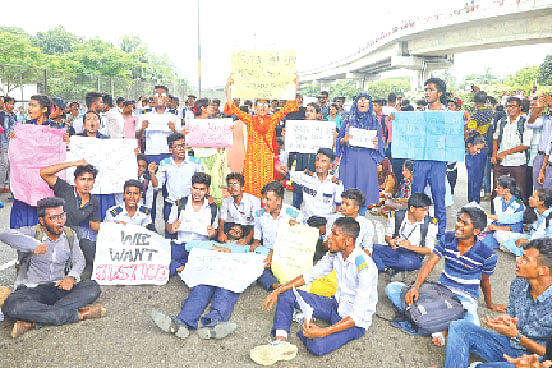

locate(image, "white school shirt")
(493, 115), (533, 167)
(303, 247), (378, 330)
(104, 205), (152, 227)
(384, 212), (438, 250)
(326, 214), (374, 253)
(155, 157), (203, 203)
(114, 177), (154, 209)
(289, 170), (344, 222)
(140, 111), (176, 155)
(168, 196), (218, 243)
(220, 193), (261, 227)
(253, 204), (303, 250)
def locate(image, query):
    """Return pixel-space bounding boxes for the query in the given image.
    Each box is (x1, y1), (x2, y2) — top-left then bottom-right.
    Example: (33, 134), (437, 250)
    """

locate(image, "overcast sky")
(4, 0), (550, 88)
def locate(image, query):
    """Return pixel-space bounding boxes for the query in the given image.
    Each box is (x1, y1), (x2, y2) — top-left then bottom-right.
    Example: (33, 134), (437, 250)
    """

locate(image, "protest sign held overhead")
(93, 222), (171, 285)
(285, 120), (335, 153)
(231, 50), (296, 100)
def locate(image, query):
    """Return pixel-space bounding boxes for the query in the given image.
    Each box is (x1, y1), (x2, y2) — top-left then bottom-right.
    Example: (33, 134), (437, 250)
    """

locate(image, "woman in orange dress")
(224, 76), (299, 198)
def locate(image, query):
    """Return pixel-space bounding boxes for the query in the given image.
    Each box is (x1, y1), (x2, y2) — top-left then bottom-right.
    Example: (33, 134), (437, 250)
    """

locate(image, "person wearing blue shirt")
(483, 175), (525, 250)
(438, 238), (552, 368)
(0, 97), (16, 195)
(386, 205), (505, 347)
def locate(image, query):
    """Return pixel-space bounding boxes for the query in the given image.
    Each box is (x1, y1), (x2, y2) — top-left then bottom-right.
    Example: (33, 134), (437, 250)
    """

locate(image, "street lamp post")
(197, 0), (202, 98)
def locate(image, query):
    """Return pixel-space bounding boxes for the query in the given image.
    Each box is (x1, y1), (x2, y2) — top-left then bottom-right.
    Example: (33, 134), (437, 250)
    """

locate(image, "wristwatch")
(511, 333), (523, 343)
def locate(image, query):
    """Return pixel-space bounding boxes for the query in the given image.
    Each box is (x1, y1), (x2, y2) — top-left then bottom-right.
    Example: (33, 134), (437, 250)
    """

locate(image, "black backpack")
(399, 281), (466, 335)
(393, 210), (433, 246)
(496, 115), (528, 163)
(176, 197), (218, 225)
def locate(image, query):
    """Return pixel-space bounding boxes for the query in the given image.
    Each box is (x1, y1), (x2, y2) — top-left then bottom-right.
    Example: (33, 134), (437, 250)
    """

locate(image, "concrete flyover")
(299, 0), (552, 91)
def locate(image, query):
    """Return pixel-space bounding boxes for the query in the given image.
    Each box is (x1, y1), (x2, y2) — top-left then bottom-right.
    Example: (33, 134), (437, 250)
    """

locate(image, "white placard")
(349, 128), (377, 149)
(184, 118), (234, 148)
(271, 223), (319, 284)
(66, 138), (138, 194)
(180, 248), (265, 293)
(139, 113), (179, 131)
(285, 120), (335, 153)
(92, 222), (171, 285)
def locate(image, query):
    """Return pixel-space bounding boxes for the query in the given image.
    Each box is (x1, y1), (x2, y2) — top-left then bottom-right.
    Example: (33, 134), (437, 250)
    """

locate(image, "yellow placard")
(230, 50), (296, 100)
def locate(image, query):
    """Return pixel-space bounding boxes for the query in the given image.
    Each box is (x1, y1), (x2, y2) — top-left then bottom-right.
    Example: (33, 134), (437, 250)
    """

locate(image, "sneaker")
(197, 321), (237, 340)
(250, 340), (298, 366)
(151, 309), (189, 339)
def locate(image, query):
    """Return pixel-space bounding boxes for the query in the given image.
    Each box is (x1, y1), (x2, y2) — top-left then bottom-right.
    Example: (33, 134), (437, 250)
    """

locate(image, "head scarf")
(348, 93), (377, 130)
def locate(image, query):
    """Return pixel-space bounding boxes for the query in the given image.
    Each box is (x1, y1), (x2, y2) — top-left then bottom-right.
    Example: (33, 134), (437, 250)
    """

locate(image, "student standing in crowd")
(224, 76), (299, 198)
(336, 93), (384, 212)
(0, 96), (15, 195)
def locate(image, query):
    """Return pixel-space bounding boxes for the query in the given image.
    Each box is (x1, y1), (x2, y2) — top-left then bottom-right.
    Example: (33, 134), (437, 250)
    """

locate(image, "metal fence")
(0, 64), (224, 105)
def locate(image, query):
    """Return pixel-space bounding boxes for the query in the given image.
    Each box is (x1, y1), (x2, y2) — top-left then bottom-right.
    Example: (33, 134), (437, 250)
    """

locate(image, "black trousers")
(3, 280), (101, 326)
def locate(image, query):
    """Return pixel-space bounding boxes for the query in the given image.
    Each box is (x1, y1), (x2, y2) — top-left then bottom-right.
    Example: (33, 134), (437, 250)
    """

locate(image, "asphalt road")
(0, 163), (517, 368)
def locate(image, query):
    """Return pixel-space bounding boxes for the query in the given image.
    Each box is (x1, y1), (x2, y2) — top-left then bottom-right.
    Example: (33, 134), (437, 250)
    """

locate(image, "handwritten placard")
(231, 50), (296, 100)
(349, 128), (377, 149)
(139, 112), (178, 131)
(93, 222), (171, 285)
(271, 223), (319, 285)
(9, 124), (66, 206)
(392, 111), (465, 162)
(184, 118), (234, 148)
(180, 248), (265, 293)
(66, 138), (138, 194)
(285, 120), (335, 153)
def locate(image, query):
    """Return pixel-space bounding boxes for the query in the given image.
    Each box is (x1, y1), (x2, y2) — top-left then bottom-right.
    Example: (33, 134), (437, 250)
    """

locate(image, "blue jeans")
(483, 154), (492, 195)
(412, 160), (446, 237)
(176, 285), (239, 330)
(272, 289), (365, 356)
(170, 241), (189, 277)
(385, 282), (479, 326)
(443, 320), (525, 368)
(466, 152), (485, 203)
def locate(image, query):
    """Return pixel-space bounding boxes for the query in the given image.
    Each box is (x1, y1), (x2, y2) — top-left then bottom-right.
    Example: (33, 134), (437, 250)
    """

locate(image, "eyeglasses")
(47, 213), (66, 222)
(358, 98), (369, 103)
(228, 183), (241, 188)
(154, 92), (167, 97)
(256, 102), (269, 107)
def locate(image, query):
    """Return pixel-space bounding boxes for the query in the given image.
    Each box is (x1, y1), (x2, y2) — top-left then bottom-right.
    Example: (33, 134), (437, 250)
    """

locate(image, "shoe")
(78, 304), (107, 320)
(11, 321), (35, 339)
(151, 309), (189, 339)
(250, 340), (298, 366)
(197, 321), (237, 340)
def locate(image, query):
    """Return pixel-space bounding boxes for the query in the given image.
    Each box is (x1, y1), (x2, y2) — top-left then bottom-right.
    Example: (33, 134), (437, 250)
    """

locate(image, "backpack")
(496, 115), (528, 163)
(177, 197), (218, 225)
(398, 281), (466, 335)
(16, 224), (75, 276)
(392, 210), (433, 246)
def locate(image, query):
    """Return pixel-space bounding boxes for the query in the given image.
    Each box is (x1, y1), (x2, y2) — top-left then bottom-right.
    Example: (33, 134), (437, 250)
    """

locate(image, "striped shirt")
(433, 232), (497, 300)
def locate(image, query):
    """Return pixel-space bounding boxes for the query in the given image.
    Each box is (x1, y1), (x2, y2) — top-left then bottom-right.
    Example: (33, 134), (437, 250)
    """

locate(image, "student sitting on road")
(434, 238), (552, 367)
(165, 172), (218, 276)
(105, 179), (152, 227)
(386, 206), (505, 347)
(372, 192), (438, 275)
(1, 197), (105, 339)
(250, 217), (377, 364)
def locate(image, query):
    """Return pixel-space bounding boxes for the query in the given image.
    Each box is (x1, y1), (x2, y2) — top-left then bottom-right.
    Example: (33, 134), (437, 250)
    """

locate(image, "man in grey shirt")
(2, 197), (105, 339)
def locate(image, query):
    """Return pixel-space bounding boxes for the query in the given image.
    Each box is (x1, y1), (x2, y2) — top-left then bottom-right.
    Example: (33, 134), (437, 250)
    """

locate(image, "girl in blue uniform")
(483, 175), (525, 249)
(464, 131), (486, 203)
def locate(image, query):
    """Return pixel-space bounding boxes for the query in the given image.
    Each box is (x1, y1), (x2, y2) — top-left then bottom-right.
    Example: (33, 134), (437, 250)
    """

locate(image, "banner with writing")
(180, 248), (265, 293)
(285, 120), (335, 153)
(231, 50), (296, 100)
(66, 137), (138, 194)
(271, 223), (319, 286)
(184, 119), (234, 148)
(9, 124), (66, 206)
(93, 222), (171, 285)
(391, 111), (465, 162)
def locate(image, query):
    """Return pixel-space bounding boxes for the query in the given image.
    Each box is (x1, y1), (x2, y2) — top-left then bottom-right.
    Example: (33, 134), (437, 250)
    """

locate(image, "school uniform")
(467, 107), (494, 202)
(104, 205), (151, 227)
(156, 156), (203, 239)
(220, 193), (261, 235)
(167, 196), (218, 276)
(528, 115), (552, 189)
(114, 173), (154, 209)
(500, 207), (552, 257)
(326, 214), (374, 254)
(253, 204), (303, 290)
(288, 170), (343, 222)
(484, 196), (525, 250)
(271, 247), (377, 356)
(372, 210), (438, 272)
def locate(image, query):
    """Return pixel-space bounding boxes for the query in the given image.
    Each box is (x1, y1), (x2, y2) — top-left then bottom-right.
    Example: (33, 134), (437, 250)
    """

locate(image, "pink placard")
(185, 119), (234, 148)
(9, 124), (66, 206)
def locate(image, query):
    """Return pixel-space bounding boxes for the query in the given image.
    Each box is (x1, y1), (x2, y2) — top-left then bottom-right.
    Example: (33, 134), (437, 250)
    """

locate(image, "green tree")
(504, 65), (539, 91)
(539, 55), (552, 86)
(34, 26), (81, 55)
(299, 83), (321, 97)
(365, 77), (410, 98)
